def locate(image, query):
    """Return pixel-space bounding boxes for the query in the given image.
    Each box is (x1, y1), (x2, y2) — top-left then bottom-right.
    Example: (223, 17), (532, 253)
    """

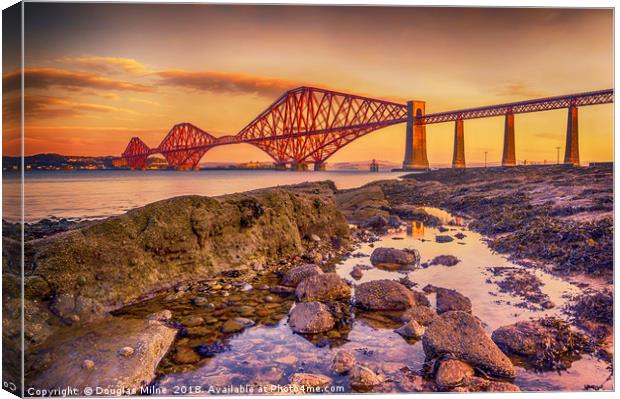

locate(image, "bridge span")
(121, 87), (613, 170)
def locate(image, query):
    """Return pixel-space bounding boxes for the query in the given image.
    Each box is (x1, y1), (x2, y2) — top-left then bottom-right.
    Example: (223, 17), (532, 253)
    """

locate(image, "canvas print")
(1, 1), (614, 396)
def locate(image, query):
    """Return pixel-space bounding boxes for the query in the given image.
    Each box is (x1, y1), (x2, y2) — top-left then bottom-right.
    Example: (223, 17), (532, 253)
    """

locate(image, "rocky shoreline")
(2, 165), (613, 394)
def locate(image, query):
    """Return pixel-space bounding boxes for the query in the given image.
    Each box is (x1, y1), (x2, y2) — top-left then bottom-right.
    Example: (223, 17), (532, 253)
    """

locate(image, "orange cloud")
(3, 67), (153, 93)
(496, 82), (546, 99)
(154, 69), (305, 97)
(58, 56), (151, 75)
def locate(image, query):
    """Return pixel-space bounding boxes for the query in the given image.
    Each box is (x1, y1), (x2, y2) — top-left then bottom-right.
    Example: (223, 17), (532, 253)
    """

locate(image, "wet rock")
(81, 359), (95, 370)
(370, 247), (420, 269)
(435, 359), (474, 387)
(182, 316), (205, 327)
(430, 255), (460, 267)
(118, 346), (135, 357)
(281, 264), (324, 287)
(221, 317), (255, 333)
(240, 283), (253, 292)
(295, 273), (351, 302)
(49, 293), (106, 324)
(491, 317), (594, 371)
(355, 279), (417, 310)
(174, 346), (200, 364)
(309, 233), (322, 242)
(435, 235), (454, 243)
(195, 342), (229, 357)
(147, 309), (172, 322)
(363, 215), (389, 231)
(29, 318), (176, 392)
(422, 311), (516, 378)
(349, 365), (383, 391)
(395, 319), (425, 339)
(288, 302), (335, 334)
(331, 350), (356, 374)
(401, 305), (439, 326)
(270, 285), (296, 295)
(350, 266), (364, 280)
(454, 232), (466, 240)
(289, 373), (332, 388)
(388, 215), (403, 228)
(389, 205), (442, 227)
(435, 287), (472, 314)
(452, 376), (521, 392)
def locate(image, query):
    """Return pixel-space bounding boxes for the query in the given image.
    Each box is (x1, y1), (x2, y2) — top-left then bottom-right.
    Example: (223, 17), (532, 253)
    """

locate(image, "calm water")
(2, 170), (405, 222)
(117, 208), (611, 393)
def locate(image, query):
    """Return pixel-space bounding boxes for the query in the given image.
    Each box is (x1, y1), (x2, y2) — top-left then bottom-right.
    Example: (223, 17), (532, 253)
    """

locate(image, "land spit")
(2, 164), (613, 394)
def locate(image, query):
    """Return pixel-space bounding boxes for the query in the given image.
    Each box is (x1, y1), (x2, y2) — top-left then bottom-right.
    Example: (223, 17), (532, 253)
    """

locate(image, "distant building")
(370, 159), (379, 172)
(112, 158), (127, 168)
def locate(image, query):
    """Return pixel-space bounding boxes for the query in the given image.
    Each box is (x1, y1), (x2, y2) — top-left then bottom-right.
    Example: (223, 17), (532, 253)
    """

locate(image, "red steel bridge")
(121, 87), (613, 171)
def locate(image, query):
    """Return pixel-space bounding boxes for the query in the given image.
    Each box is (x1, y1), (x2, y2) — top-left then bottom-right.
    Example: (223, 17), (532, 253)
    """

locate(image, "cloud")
(58, 56), (151, 75)
(3, 67), (153, 93)
(154, 69), (303, 97)
(496, 82), (546, 99)
(3, 95), (136, 122)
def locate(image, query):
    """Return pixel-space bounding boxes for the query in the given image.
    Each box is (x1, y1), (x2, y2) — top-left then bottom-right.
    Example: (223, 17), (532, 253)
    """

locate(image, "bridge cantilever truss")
(121, 87), (613, 170)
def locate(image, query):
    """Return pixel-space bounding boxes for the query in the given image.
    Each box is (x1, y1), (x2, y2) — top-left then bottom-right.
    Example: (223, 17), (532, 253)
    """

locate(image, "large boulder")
(295, 273), (351, 302)
(422, 311), (516, 379)
(281, 264), (323, 287)
(369, 248), (420, 269)
(288, 302), (335, 334)
(354, 280), (418, 310)
(28, 316), (177, 393)
(491, 317), (593, 370)
(435, 287), (472, 314)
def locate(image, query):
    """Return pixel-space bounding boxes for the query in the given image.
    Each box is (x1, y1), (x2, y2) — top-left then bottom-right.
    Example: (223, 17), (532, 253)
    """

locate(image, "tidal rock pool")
(114, 207), (612, 393)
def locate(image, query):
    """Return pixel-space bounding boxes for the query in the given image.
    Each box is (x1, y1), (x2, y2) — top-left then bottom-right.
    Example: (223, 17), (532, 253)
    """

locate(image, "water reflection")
(407, 221), (425, 239)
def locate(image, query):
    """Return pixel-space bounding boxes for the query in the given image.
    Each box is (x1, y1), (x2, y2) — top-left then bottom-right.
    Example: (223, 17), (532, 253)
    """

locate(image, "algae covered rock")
(288, 302), (335, 334)
(295, 273), (351, 302)
(281, 264), (323, 287)
(369, 247), (420, 269)
(354, 279), (417, 310)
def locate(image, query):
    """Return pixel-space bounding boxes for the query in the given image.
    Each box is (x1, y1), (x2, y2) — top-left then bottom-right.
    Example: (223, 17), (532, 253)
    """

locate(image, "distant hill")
(3, 153), (120, 171)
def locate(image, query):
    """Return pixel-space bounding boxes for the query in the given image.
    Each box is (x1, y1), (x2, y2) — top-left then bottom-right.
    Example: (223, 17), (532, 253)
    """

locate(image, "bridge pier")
(291, 162), (309, 171)
(274, 162), (287, 170)
(402, 100), (429, 170)
(313, 161), (326, 171)
(564, 105), (579, 166)
(502, 112), (516, 166)
(452, 119), (465, 168)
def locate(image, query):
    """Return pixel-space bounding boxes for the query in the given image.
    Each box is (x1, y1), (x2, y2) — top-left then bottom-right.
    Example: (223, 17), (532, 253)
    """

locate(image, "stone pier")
(452, 119), (465, 168)
(402, 100), (429, 170)
(502, 112), (516, 167)
(313, 161), (326, 171)
(564, 105), (579, 166)
(291, 162), (309, 171)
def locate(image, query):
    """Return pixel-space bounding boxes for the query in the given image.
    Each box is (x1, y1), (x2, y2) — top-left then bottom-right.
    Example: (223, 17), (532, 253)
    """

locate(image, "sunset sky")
(2, 3), (614, 165)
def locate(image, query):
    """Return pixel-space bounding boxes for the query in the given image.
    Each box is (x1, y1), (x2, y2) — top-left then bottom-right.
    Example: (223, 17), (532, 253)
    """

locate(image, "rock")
(174, 346), (200, 364)
(288, 302), (335, 334)
(491, 317), (593, 370)
(269, 285), (296, 295)
(430, 255), (460, 267)
(350, 266), (364, 280)
(369, 247), (420, 269)
(81, 359), (95, 370)
(435, 235), (454, 243)
(454, 376), (521, 392)
(49, 293), (106, 324)
(281, 264), (324, 287)
(221, 317), (255, 333)
(388, 215), (402, 228)
(289, 373), (332, 388)
(29, 318), (176, 392)
(435, 359), (474, 387)
(147, 309), (172, 321)
(422, 311), (516, 378)
(118, 346), (135, 357)
(331, 350), (356, 374)
(435, 287), (472, 314)
(354, 279), (417, 310)
(182, 316), (205, 327)
(240, 283), (253, 292)
(395, 319), (425, 339)
(363, 215), (389, 231)
(295, 273), (351, 302)
(401, 305), (438, 326)
(454, 232), (466, 240)
(195, 342), (229, 357)
(309, 233), (322, 242)
(349, 365), (383, 391)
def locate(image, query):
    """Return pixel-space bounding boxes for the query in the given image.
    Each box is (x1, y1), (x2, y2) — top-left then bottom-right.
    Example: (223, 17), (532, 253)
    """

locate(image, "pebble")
(118, 346), (135, 357)
(82, 359), (95, 370)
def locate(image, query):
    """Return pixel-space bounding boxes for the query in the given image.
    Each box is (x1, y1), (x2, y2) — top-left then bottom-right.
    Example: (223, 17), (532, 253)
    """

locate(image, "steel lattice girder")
(420, 89), (614, 125)
(122, 137), (152, 169)
(236, 87), (407, 162)
(157, 123), (216, 167)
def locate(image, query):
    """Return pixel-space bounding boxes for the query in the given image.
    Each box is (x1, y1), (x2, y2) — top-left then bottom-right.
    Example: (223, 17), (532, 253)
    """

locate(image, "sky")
(2, 3), (614, 165)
